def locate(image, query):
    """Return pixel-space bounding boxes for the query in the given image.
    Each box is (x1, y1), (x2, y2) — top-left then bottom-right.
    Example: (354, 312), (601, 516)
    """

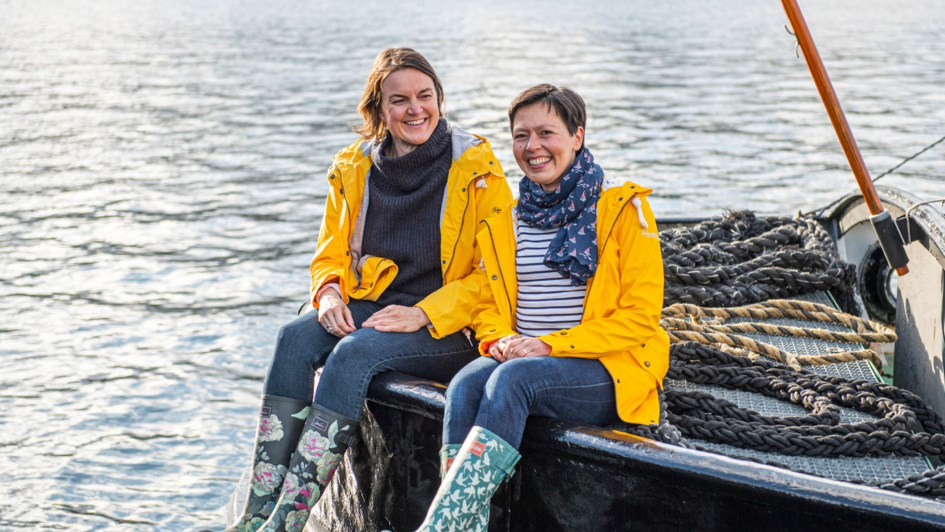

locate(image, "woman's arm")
(540, 195), (664, 357)
(309, 164), (349, 308)
(471, 266), (519, 355)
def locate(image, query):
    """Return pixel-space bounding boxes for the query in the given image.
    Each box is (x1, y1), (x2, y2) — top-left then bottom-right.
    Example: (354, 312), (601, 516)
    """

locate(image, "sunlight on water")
(1, 0), (944, 529)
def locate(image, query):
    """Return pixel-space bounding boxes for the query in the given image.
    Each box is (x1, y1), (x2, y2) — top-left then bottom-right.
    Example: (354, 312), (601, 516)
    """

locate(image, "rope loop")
(660, 212), (858, 313)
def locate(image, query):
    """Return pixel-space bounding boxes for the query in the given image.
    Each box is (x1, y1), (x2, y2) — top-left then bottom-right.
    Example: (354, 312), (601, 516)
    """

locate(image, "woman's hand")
(500, 335), (552, 361)
(362, 305), (431, 333)
(318, 289), (356, 338)
(488, 334), (520, 362)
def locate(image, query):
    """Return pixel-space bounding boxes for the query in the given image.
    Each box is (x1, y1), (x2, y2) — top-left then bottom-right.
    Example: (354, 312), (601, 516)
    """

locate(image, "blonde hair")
(352, 47), (446, 142)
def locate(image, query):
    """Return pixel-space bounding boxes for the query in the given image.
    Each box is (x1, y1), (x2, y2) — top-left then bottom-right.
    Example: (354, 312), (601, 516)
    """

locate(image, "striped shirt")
(514, 215), (587, 337)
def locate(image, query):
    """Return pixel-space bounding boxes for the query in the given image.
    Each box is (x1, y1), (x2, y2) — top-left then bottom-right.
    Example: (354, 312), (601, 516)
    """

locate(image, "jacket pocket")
(352, 255), (399, 302)
(627, 328), (670, 382)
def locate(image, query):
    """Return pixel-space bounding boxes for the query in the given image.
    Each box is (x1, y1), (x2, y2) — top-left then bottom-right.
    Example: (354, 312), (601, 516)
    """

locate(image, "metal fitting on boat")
(869, 210), (910, 270)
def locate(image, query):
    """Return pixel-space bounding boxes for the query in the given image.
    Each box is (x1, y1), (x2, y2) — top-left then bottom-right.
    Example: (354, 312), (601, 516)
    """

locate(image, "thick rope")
(666, 343), (938, 456)
(662, 320), (884, 368)
(617, 342), (945, 500)
(621, 211), (945, 499)
(660, 212), (858, 313)
(658, 299), (894, 369)
(662, 300), (895, 337)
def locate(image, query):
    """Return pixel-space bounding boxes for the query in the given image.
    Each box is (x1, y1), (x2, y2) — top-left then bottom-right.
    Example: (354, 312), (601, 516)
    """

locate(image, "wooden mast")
(780, 0), (909, 275)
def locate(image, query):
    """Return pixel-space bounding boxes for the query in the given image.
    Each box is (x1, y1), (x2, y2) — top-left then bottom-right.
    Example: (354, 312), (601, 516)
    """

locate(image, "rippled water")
(1, 0), (944, 529)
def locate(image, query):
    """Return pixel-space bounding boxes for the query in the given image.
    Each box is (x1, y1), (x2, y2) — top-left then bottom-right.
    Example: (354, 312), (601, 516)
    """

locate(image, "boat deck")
(665, 291), (932, 483)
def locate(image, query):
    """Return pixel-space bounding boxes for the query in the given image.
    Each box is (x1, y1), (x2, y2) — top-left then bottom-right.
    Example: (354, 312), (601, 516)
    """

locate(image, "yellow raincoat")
(309, 124), (512, 339)
(472, 180), (668, 425)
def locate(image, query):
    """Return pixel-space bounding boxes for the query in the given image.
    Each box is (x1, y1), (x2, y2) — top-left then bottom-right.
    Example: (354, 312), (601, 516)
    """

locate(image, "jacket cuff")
(540, 334), (577, 357)
(476, 328), (519, 356)
(316, 283), (341, 303)
(311, 276), (343, 308)
(416, 301), (445, 339)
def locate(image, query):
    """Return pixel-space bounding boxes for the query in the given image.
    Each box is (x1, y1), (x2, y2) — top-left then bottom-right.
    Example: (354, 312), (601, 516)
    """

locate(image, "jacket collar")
(602, 179), (652, 200)
(497, 179), (651, 227)
(484, 178), (653, 298)
(338, 122), (504, 181)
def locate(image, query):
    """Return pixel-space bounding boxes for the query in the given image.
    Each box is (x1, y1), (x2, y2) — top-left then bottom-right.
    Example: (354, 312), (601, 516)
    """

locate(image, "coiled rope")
(611, 211), (945, 500)
(660, 211), (857, 313)
(665, 342), (944, 457)
(615, 342), (945, 500)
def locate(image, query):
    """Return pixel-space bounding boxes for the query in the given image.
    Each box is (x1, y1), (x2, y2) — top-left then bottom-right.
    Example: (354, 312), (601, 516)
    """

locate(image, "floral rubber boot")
(415, 427), (520, 532)
(256, 403), (359, 532)
(200, 395), (310, 532)
(440, 445), (489, 532)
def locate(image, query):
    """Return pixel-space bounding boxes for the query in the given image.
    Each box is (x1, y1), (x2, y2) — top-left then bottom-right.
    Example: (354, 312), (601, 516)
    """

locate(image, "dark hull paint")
(309, 373), (945, 532)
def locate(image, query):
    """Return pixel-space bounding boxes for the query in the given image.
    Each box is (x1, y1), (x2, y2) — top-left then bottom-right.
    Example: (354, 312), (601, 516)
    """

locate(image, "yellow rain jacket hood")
(310, 123), (512, 339)
(473, 179), (668, 425)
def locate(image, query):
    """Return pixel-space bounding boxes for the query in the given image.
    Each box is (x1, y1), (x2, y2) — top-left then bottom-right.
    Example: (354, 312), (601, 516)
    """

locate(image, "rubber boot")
(255, 403), (359, 532)
(200, 395), (310, 532)
(414, 427), (520, 532)
(440, 444), (489, 532)
(440, 444), (461, 479)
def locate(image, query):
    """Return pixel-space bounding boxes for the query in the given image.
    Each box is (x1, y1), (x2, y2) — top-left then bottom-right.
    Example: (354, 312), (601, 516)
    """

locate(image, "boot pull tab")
(631, 196), (648, 229)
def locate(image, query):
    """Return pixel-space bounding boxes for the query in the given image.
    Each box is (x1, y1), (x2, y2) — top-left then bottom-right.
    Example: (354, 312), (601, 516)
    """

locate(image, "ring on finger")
(326, 324), (334, 333)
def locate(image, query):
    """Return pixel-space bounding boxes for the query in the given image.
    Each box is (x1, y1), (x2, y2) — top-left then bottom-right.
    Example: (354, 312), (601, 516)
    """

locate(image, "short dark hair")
(353, 47), (446, 142)
(508, 84), (586, 137)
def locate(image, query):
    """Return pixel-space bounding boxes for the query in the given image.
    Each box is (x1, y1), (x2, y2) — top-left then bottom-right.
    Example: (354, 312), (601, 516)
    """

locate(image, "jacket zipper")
(442, 174), (483, 278)
(482, 218), (514, 319)
(581, 193), (636, 318)
(337, 163), (354, 271)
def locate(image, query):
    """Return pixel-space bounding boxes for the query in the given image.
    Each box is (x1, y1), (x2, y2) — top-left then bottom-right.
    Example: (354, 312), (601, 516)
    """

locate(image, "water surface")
(1, 0), (944, 529)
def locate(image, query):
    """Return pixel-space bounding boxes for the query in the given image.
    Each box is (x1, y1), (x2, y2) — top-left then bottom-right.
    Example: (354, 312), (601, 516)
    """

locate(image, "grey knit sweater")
(361, 119), (452, 307)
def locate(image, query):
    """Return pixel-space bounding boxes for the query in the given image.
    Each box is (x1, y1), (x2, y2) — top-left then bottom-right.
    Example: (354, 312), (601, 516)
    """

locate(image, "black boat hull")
(303, 372), (945, 532)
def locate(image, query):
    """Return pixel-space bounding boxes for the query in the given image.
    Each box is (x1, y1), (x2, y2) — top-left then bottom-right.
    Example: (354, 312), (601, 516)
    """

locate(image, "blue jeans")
(443, 356), (618, 450)
(263, 299), (479, 420)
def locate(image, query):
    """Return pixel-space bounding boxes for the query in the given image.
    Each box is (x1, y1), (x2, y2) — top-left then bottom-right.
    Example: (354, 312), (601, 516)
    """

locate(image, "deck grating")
(664, 291), (930, 483)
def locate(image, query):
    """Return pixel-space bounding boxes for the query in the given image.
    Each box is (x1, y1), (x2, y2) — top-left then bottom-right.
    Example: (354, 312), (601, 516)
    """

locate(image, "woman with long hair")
(207, 47), (511, 532)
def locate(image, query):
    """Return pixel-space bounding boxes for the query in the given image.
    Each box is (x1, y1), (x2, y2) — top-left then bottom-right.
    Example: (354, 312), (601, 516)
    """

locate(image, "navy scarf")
(517, 148), (603, 285)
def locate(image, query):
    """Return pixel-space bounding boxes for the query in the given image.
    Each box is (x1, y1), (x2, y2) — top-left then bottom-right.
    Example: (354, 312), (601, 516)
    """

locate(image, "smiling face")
(511, 103), (585, 193)
(380, 68), (440, 157)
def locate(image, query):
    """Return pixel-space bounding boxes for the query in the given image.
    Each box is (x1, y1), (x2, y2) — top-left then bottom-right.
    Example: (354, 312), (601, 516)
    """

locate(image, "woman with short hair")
(411, 85), (668, 532)
(207, 47), (511, 532)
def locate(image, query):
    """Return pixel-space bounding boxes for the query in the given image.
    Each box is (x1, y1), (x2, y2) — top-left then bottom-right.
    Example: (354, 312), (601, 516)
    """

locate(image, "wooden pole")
(780, 0), (909, 275)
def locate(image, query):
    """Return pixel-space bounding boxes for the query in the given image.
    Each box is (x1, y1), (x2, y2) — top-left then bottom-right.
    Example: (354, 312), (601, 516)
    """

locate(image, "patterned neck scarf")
(517, 148), (603, 285)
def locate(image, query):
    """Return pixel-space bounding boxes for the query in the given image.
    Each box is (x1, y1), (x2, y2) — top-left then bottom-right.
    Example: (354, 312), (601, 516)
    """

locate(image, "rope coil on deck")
(665, 342), (945, 457)
(616, 342), (945, 499)
(612, 211), (945, 499)
(660, 211), (857, 312)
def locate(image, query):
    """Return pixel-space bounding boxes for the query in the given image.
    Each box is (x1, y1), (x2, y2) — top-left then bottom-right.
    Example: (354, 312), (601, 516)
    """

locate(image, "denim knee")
(445, 374), (482, 408)
(312, 331), (385, 418)
(273, 321), (301, 359)
(322, 331), (373, 378)
(273, 314), (326, 364)
(482, 358), (534, 406)
(264, 314), (336, 401)
(443, 357), (497, 445)
(468, 360), (535, 449)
